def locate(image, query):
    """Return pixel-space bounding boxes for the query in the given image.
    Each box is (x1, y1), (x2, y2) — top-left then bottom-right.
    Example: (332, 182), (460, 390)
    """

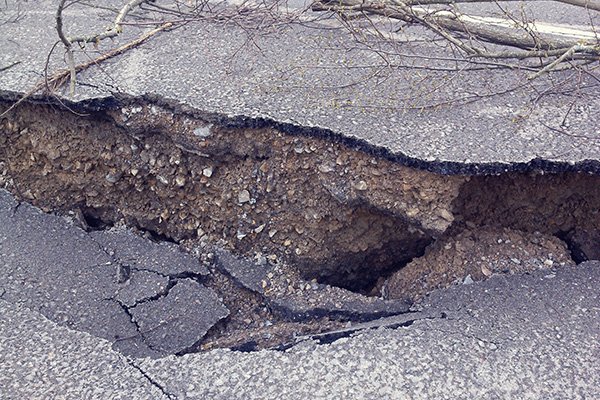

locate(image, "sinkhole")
(1, 98), (598, 352)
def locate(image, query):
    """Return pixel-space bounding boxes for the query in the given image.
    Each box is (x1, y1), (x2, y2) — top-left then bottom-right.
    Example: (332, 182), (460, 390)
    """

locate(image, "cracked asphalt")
(1, 256), (598, 399)
(0, 188), (599, 398)
(0, 189), (228, 358)
(1, 1), (599, 398)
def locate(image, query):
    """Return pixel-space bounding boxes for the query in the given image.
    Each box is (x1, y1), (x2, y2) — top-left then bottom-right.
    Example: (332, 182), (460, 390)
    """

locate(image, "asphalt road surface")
(1, 0), (599, 172)
(0, 190), (598, 399)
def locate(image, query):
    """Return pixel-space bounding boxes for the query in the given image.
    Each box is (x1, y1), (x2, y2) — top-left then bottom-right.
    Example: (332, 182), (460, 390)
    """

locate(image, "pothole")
(1, 99), (599, 354)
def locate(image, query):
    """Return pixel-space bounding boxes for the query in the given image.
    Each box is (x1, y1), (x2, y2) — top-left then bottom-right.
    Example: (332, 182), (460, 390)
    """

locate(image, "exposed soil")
(0, 101), (463, 290)
(1, 99), (599, 353)
(383, 227), (575, 303)
(452, 172), (600, 236)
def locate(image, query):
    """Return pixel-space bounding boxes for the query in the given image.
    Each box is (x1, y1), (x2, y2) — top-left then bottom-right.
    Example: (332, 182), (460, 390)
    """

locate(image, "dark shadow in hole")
(81, 207), (114, 231)
(314, 240), (431, 297)
(230, 341), (259, 352)
(556, 230), (589, 264)
(137, 227), (179, 245)
(81, 207), (179, 245)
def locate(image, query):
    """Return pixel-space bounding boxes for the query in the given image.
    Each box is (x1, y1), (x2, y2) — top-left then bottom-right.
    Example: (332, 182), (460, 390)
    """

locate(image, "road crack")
(280, 311), (444, 350)
(128, 359), (177, 400)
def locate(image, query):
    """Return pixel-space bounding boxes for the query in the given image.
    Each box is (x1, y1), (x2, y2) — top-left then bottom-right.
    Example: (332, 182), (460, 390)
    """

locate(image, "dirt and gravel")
(1, 99), (599, 353)
(383, 227), (576, 303)
(0, 100), (465, 289)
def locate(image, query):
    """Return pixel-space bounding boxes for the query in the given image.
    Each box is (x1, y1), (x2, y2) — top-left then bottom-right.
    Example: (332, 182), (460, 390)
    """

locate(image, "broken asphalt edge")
(2, 90), (599, 176)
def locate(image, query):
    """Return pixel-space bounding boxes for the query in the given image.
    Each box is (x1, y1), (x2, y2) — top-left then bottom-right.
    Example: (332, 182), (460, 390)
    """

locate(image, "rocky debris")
(383, 227), (575, 303)
(90, 228), (209, 277)
(214, 250), (410, 321)
(129, 279), (229, 354)
(565, 228), (600, 262)
(4, 101), (600, 295)
(0, 101), (463, 284)
(237, 189), (251, 204)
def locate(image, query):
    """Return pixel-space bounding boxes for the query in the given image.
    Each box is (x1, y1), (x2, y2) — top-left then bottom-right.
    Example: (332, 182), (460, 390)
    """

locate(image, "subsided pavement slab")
(90, 229), (209, 277)
(129, 279), (229, 354)
(1, 261), (598, 399)
(214, 249), (410, 321)
(0, 189), (227, 358)
(136, 261), (600, 399)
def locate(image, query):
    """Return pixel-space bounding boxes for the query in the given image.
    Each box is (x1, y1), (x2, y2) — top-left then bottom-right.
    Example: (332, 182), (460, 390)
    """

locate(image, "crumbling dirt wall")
(0, 101), (464, 290)
(1, 100), (599, 294)
(452, 172), (600, 235)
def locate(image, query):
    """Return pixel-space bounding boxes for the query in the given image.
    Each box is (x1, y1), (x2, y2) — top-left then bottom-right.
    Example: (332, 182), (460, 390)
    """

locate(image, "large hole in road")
(1, 100), (599, 351)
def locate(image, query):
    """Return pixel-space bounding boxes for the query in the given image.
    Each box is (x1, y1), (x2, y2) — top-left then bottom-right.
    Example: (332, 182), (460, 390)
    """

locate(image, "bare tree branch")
(5, 0), (600, 119)
(315, 0), (599, 49)
(312, 0), (600, 75)
(0, 0), (26, 25)
(555, 0), (600, 12)
(529, 44), (583, 79)
(399, 0), (600, 10)
(67, 0), (148, 44)
(54, 0), (156, 96)
(56, 0), (76, 96)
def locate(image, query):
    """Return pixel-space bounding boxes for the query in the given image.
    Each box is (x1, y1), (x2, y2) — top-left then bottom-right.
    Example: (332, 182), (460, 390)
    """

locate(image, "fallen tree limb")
(385, 0), (600, 11)
(314, 0), (599, 50)
(312, 0), (600, 75)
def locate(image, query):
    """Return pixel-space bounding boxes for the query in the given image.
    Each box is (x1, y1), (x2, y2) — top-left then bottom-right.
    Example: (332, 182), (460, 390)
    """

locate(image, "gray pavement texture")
(128, 279), (229, 354)
(0, 300), (168, 400)
(90, 229), (210, 277)
(139, 263), (600, 400)
(1, 260), (598, 399)
(0, 189), (228, 359)
(1, 0), (600, 173)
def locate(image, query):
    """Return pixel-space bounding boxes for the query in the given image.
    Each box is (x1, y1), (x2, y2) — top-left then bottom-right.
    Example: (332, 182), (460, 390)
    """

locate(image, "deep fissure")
(1, 99), (599, 353)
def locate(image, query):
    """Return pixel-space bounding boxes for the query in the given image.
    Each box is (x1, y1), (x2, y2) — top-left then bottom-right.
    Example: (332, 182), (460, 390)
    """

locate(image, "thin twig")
(0, 61), (21, 73)
(529, 44), (581, 79)
(0, 22), (173, 118)
(541, 122), (600, 140)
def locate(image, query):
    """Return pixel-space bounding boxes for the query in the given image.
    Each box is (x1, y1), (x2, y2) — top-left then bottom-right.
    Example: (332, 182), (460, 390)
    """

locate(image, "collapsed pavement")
(0, 0), (599, 374)
(0, 100), (599, 355)
(0, 189), (227, 358)
(2, 260), (599, 399)
(0, 188), (417, 356)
